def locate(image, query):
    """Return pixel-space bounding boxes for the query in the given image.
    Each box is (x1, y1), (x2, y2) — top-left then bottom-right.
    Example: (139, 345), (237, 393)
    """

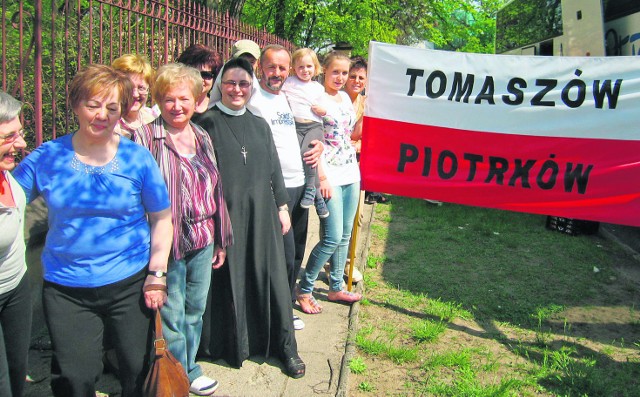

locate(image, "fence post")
(164, 0), (170, 63)
(34, 0), (43, 146)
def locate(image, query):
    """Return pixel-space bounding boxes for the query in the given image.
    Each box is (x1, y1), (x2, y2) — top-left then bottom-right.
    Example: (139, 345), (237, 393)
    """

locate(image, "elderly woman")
(176, 44), (223, 115)
(111, 54), (158, 137)
(13, 64), (172, 397)
(0, 91), (30, 397)
(133, 63), (233, 396)
(196, 57), (305, 378)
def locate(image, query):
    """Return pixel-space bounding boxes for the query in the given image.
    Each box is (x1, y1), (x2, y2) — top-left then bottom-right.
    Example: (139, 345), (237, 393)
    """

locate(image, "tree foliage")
(240, 0), (507, 56)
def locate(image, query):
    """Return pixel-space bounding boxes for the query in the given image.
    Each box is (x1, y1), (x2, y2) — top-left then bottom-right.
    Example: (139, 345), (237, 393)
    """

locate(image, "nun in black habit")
(196, 57), (305, 378)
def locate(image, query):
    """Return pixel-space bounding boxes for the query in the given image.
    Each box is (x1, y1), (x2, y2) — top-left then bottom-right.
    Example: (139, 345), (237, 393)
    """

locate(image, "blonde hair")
(111, 54), (155, 86)
(152, 63), (203, 104)
(69, 64), (134, 116)
(322, 51), (351, 71)
(291, 48), (322, 77)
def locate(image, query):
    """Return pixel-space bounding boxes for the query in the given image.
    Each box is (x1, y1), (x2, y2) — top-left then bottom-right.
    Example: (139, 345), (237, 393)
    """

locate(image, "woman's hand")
(212, 245), (227, 269)
(303, 140), (324, 168)
(279, 209), (291, 235)
(143, 275), (168, 310)
(145, 208), (172, 311)
(319, 178), (333, 200)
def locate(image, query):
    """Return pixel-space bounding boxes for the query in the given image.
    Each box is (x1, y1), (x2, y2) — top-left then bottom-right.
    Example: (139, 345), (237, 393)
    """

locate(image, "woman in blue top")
(13, 64), (173, 397)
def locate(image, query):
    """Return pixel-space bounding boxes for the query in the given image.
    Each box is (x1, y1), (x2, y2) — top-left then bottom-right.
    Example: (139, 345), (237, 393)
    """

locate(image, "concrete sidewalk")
(25, 201), (375, 397)
(194, 202), (373, 397)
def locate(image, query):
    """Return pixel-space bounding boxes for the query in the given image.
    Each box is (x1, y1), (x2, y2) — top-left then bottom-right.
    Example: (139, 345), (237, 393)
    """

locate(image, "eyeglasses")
(0, 129), (25, 143)
(221, 80), (252, 89)
(134, 85), (149, 95)
(200, 71), (215, 80)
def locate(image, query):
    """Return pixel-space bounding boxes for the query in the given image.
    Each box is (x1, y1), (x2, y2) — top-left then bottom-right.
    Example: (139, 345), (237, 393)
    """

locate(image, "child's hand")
(311, 105), (327, 117)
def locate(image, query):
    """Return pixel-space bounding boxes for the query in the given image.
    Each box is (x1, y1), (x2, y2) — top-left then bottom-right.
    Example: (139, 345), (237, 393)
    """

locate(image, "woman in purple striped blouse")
(133, 63), (233, 397)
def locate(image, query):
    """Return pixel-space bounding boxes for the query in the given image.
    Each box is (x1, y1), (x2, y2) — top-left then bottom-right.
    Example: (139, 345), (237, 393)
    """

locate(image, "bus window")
(495, 0), (563, 54)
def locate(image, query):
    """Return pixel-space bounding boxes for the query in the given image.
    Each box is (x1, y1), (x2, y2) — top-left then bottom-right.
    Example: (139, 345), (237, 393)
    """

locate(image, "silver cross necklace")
(221, 113), (247, 165)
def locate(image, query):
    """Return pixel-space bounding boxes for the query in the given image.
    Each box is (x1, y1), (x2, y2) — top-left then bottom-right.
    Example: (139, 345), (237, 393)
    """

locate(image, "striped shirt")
(133, 117), (233, 260)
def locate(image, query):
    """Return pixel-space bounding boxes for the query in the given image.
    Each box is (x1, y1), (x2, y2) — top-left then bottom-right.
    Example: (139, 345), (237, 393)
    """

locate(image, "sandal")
(296, 288), (323, 314)
(284, 356), (306, 379)
(328, 289), (362, 303)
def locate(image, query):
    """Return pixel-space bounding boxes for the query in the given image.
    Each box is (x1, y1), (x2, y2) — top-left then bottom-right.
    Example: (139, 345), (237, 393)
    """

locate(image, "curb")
(335, 203), (376, 397)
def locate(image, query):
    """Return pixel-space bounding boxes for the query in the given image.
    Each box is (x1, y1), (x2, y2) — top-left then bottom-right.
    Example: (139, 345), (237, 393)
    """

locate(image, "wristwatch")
(147, 270), (167, 277)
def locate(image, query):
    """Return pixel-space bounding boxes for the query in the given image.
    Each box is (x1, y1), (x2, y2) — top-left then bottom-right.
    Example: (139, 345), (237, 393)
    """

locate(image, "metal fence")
(0, 0), (294, 148)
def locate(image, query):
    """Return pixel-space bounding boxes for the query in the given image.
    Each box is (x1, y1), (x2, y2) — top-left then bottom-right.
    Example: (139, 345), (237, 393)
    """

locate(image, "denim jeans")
(161, 244), (214, 383)
(299, 182), (359, 293)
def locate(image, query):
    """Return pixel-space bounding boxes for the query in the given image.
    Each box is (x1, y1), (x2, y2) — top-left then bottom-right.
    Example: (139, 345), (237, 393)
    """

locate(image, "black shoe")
(284, 356), (306, 378)
(365, 193), (390, 204)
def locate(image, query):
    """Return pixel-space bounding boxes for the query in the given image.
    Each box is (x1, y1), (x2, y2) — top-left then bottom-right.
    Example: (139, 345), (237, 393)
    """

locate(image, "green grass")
(350, 197), (640, 397)
(410, 319), (447, 343)
(349, 356), (367, 374)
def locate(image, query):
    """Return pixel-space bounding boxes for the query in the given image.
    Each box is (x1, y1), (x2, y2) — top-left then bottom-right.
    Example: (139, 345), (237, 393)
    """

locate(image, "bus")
(495, 0), (640, 56)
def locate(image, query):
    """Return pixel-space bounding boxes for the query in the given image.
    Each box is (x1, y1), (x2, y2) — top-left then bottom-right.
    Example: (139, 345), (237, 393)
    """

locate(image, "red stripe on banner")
(360, 116), (640, 226)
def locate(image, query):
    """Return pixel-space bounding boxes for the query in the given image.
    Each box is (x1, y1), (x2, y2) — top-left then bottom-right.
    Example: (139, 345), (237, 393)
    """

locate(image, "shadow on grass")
(372, 196), (640, 395)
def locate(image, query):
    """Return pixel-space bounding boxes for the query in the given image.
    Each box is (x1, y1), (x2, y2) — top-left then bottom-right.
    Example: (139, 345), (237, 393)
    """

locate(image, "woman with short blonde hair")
(112, 54), (158, 137)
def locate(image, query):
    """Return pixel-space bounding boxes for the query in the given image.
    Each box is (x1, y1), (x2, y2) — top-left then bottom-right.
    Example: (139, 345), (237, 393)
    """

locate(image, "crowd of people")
(0, 38), (384, 397)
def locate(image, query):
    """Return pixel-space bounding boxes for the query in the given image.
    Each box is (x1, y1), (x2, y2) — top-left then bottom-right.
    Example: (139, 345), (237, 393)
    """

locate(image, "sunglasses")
(200, 71), (215, 80)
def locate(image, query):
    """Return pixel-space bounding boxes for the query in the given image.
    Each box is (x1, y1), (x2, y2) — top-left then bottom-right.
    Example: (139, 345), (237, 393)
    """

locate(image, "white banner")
(366, 42), (640, 140)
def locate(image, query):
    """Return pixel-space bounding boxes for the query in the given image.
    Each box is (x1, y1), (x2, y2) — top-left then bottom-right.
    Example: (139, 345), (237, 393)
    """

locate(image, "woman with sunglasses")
(196, 57), (305, 379)
(176, 44), (223, 116)
(111, 54), (159, 138)
(0, 91), (30, 397)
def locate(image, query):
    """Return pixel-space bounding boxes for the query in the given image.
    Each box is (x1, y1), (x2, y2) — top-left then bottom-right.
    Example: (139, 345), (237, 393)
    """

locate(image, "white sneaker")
(293, 315), (305, 330)
(189, 375), (219, 396)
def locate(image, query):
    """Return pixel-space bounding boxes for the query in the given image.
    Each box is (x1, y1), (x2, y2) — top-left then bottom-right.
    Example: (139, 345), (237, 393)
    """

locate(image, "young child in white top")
(282, 48), (329, 218)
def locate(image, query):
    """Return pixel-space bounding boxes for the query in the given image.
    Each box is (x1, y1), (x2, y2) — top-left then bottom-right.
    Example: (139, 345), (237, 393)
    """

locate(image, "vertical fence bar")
(89, 0), (93, 62)
(99, 3), (104, 64)
(64, 0), (70, 134)
(1, 0), (6, 91)
(76, 0), (81, 70)
(0, 0), (294, 148)
(164, 0), (169, 63)
(34, 0), (43, 146)
(51, 0), (57, 140)
(109, 5), (114, 63)
(17, 1), (23, 98)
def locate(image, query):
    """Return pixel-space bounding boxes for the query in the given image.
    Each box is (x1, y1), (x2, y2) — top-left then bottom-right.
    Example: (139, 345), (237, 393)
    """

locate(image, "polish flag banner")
(361, 41), (640, 226)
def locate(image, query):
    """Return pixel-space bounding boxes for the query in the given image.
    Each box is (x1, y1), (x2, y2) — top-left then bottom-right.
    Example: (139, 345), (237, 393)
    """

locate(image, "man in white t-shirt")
(247, 44), (323, 331)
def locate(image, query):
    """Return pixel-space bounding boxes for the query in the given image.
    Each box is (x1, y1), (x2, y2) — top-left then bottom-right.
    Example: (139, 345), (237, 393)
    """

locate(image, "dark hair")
(350, 55), (367, 72)
(220, 57), (254, 79)
(177, 44), (224, 79)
